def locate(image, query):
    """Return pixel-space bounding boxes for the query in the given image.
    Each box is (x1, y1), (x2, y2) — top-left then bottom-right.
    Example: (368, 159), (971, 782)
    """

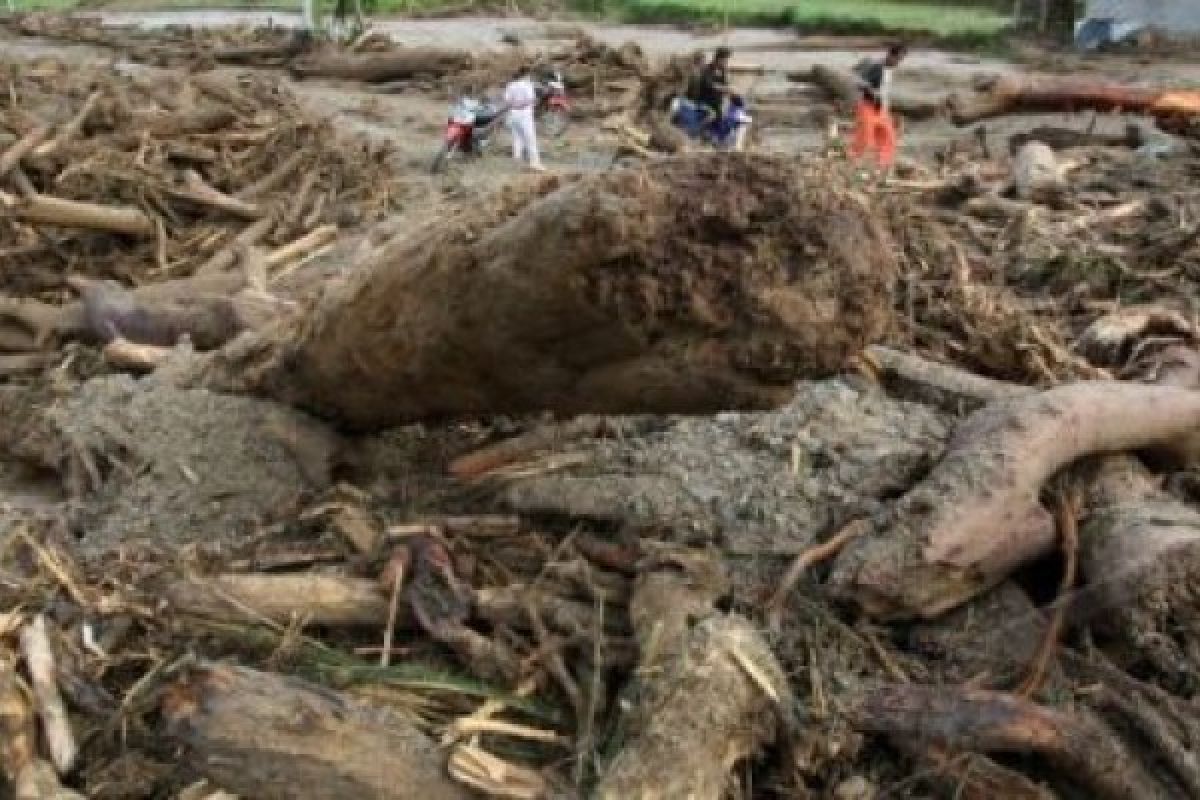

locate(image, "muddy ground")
(1, 10), (1200, 800)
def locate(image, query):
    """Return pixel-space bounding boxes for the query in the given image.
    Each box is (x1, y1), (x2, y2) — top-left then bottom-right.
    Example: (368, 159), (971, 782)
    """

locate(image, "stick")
(37, 90), (102, 157)
(236, 150), (306, 201)
(102, 337), (174, 373)
(18, 615), (77, 775)
(1017, 490), (1079, 698)
(194, 215), (276, 276)
(379, 561), (405, 668)
(180, 170), (263, 219)
(1061, 199), (1147, 236)
(0, 125), (51, 181)
(765, 519), (868, 631)
(166, 573), (391, 628)
(264, 225), (338, 270)
(2, 192), (155, 237)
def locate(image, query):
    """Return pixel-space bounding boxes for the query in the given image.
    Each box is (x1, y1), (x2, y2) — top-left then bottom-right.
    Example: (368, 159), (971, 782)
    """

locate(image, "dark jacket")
(686, 62), (728, 112)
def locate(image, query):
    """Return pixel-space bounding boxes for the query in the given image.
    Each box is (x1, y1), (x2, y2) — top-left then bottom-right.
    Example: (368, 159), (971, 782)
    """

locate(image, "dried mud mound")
(28, 375), (338, 553)
(504, 379), (948, 559)
(240, 153), (898, 428)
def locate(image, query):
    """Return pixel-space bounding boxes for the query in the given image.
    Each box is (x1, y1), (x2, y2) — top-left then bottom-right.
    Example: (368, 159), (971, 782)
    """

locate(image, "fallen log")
(595, 551), (791, 799)
(193, 153), (897, 429)
(0, 271), (250, 350)
(165, 573), (391, 628)
(1008, 123), (1145, 154)
(1, 192), (155, 237)
(829, 381), (1200, 620)
(950, 75), (1200, 127)
(162, 663), (470, 800)
(853, 685), (1165, 800)
(290, 48), (473, 82)
(795, 65), (945, 119)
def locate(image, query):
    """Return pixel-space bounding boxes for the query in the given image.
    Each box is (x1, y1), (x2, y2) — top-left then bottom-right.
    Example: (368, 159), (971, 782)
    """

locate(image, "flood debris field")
(2, 10), (1200, 800)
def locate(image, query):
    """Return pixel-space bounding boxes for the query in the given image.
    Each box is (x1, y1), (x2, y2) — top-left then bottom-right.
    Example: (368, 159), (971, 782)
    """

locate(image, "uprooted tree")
(183, 154), (898, 429)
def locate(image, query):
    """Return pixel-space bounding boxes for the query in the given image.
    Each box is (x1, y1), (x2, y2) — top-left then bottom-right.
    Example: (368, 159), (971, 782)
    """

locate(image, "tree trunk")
(1046, 0), (1077, 44)
(192, 154), (897, 430)
(951, 76), (1200, 126)
(161, 663), (470, 800)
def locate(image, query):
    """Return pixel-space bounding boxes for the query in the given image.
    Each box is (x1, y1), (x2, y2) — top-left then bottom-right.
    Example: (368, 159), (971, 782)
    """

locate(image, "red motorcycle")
(535, 71), (571, 138)
(430, 97), (503, 174)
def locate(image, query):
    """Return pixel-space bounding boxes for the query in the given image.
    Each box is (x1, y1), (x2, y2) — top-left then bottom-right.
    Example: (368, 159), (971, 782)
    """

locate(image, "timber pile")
(0, 56), (398, 356)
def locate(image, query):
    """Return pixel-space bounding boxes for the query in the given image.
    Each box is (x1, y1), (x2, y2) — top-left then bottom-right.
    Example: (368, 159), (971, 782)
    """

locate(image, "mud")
(54, 374), (340, 553)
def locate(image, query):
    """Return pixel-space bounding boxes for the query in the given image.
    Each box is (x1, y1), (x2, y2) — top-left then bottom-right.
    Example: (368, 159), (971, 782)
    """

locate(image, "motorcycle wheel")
(430, 141), (457, 174)
(541, 108), (570, 138)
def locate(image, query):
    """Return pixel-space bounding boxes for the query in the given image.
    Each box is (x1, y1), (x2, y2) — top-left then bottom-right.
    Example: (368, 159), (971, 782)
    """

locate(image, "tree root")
(853, 685), (1167, 799)
(829, 382), (1200, 620)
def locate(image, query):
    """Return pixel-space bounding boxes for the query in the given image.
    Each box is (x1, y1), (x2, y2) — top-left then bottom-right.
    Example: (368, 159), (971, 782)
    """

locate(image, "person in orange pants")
(850, 44), (908, 170)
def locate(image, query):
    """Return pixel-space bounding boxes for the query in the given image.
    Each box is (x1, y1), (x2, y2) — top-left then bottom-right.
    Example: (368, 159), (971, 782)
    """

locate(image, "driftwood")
(596, 550), (791, 799)
(794, 65), (945, 119)
(830, 382), (1200, 619)
(161, 663), (470, 800)
(290, 48), (473, 82)
(854, 686), (1165, 800)
(1008, 123), (1146, 154)
(165, 573), (392, 628)
(951, 75), (1200, 127)
(0, 272), (250, 350)
(0, 191), (155, 237)
(18, 616), (76, 776)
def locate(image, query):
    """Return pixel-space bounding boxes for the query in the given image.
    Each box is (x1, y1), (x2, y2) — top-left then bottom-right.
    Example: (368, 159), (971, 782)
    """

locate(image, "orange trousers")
(849, 99), (897, 168)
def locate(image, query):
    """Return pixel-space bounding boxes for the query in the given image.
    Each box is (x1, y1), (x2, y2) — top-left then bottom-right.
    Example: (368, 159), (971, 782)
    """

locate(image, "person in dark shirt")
(686, 46), (732, 123)
(850, 43), (908, 170)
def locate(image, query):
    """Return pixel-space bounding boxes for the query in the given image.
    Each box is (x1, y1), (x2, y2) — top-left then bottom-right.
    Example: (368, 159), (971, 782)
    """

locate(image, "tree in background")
(1045, 0), (1078, 42)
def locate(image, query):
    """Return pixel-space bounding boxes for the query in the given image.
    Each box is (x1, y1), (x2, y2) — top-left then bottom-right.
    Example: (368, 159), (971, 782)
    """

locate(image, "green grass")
(25, 0), (1014, 45)
(593, 0), (1010, 38)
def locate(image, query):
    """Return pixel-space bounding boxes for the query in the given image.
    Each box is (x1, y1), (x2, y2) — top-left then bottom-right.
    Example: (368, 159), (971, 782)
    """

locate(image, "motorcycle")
(535, 70), (571, 138)
(430, 96), (503, 174)
(668, 95), (752, 151)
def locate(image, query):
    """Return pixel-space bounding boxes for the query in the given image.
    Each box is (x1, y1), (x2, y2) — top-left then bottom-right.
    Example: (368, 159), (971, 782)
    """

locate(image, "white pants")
(508, 108), (541, 168)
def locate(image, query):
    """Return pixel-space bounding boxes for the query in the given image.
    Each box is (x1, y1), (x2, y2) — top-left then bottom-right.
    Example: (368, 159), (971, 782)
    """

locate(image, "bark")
(289, 49), (473, 82)
(161, 663), (470, 800)
(165, 573), (393, 628)
(853, 685), (1167, 800)
(829, 382), (1200, 620)
(595, 551), (791, 800)
(951, 76), (1200, 127)
(193, 154), (896, 429)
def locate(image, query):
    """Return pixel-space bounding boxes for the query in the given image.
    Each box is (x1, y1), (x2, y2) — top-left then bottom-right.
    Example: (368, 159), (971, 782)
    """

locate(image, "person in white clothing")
(503, 67), (544, 172)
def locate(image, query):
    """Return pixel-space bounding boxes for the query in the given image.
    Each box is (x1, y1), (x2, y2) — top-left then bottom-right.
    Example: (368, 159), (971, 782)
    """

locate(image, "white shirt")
(504, 77), (537, 111)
